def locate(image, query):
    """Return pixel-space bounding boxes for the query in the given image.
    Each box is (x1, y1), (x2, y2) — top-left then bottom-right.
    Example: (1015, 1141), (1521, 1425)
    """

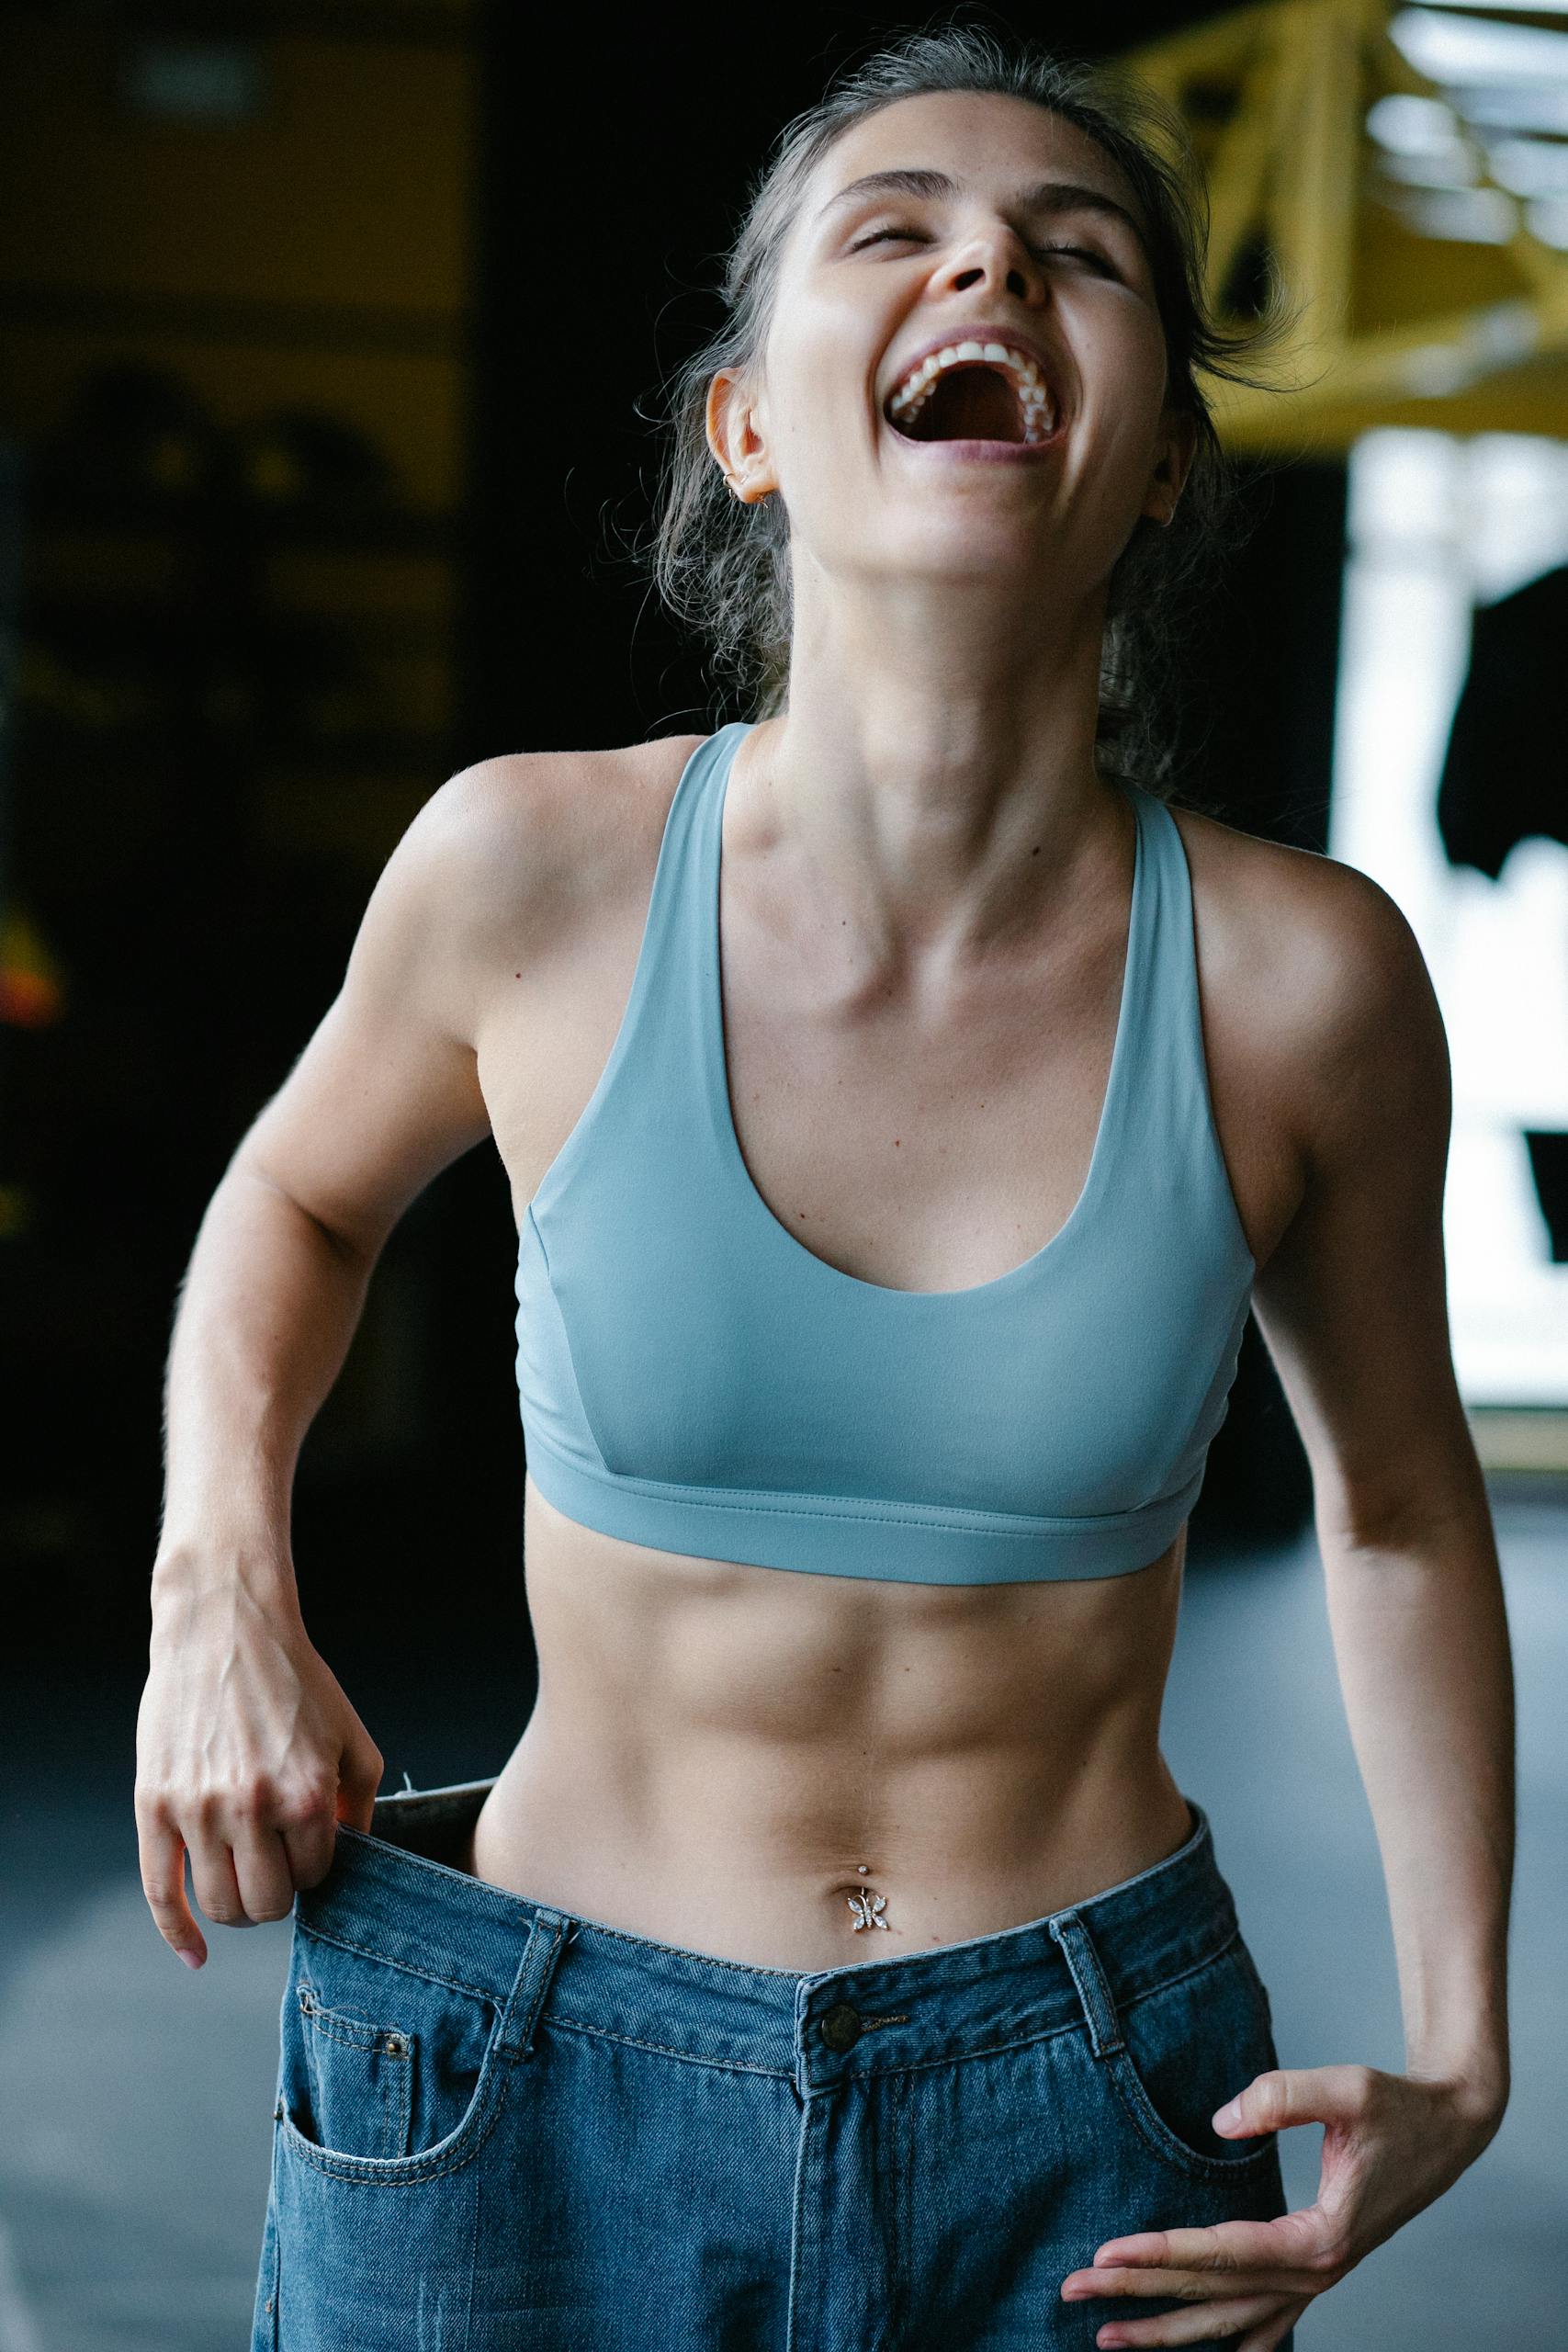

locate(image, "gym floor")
(2, 1489), (1562, 2351)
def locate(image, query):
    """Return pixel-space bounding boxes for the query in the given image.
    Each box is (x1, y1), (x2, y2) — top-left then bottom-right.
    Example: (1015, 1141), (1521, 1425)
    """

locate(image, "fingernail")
(1213, 2097), (1242, 2130)
(179, 1950), (202, 1971)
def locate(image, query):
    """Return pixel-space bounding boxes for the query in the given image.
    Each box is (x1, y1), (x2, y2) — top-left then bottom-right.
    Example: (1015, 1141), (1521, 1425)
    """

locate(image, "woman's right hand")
(135, 1560), (385, 1971)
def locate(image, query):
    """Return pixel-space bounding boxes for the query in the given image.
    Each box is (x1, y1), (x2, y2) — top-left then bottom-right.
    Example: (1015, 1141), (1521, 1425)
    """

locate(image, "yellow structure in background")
(1130, 4), (1568, 1465)
(1124, 0), (1568, 450)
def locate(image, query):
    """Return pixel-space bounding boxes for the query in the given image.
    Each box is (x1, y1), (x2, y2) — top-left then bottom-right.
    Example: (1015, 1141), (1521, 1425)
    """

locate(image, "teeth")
(886, 340), (1059, 441)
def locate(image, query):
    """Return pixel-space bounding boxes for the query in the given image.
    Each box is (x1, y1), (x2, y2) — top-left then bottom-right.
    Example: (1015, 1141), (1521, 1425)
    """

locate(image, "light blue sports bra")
(515, 722), (1256, 1586)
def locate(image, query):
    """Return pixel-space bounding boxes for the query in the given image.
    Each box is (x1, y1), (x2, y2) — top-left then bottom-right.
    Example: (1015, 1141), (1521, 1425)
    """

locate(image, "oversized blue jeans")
(252, 1783), (1293, 2349)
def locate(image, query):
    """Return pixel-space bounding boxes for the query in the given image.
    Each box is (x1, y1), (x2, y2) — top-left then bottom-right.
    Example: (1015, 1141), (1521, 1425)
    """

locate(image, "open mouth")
(884, 341), (1060, 447)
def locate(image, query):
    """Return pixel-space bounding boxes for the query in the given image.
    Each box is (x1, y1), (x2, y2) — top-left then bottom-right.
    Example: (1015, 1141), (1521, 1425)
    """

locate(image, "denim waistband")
(299, 1792), (1242, 2095)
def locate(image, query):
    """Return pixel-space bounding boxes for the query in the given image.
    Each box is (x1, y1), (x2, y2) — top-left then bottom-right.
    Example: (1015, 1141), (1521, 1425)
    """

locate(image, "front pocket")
(279, 1922), (506, 2180)
(297, 1982), (414, 2160)
(1103, 1935), (1282, 2182)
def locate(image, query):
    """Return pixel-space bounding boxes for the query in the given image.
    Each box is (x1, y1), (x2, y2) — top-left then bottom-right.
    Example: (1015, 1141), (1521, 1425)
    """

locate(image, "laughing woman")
(137, 23), (1512, 2352)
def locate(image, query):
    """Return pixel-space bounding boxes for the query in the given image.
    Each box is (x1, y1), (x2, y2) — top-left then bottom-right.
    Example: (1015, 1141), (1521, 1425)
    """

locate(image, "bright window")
(1331, 428), (1568, 1404)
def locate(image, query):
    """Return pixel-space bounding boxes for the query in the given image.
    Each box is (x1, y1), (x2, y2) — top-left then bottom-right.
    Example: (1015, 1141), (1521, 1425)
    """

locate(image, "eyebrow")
(817, 167), (1147, 249)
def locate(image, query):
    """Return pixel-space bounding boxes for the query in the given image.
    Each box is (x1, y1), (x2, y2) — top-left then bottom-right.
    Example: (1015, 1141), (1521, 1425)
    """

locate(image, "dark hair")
(635, 17), (1296, 796)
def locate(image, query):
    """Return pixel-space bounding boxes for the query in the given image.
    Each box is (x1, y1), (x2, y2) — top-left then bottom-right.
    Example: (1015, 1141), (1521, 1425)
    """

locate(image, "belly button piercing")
(847, 1888), (890, 1931)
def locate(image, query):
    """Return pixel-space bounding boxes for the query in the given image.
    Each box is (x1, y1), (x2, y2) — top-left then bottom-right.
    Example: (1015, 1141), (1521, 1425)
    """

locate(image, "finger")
(229, 1809), (302, 1927)
(269, 1770), (341, 1894)
(281, 1745), (375, 1888)
(335, 1734), (384, 1836)
(185, 1817), (248, 1929)
(1213, 2062), (1381, 2139)
(1237, 2294), (1315, 2352)
(280, 1809), (337, 1891)
(1067, 2265), (1323, 2307)
(1095, 2292), (1292, 2346)
(1088, 2210), (1332, 2279)
(137, 1811), (208, 1969)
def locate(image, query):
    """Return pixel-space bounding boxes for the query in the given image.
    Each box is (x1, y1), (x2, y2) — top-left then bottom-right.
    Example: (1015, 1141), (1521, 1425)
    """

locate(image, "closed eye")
(1042, 243), (1121, 276)
(849, 227), (1120, 277)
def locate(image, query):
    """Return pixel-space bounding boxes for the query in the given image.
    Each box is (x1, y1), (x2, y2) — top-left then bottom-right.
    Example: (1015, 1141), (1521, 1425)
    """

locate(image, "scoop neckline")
(703, 722), (1148, 1305)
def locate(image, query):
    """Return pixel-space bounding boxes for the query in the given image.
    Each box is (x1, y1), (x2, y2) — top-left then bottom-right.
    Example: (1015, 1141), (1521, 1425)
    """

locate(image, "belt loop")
(1048, 1909), (1125, 2059)
(496, 1907), (571, 2064)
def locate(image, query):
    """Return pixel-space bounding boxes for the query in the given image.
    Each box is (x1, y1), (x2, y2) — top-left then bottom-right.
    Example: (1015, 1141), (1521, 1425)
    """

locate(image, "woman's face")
(707, 89), (1195, 614)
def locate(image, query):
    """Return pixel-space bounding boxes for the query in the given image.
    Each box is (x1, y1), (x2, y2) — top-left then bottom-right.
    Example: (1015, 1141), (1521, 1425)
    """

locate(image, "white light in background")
(1455, 86), (1568, 134)
(1364, 82), (1568, 243)
(1332, 432), (1568, 1404)
(1527, 198), (1568, 250)
(1486, 138), (1568, 198)
(1388, 187), (1517, 242)
(1392, 8), (1568, 84)
(1367, 92), (1465, 153)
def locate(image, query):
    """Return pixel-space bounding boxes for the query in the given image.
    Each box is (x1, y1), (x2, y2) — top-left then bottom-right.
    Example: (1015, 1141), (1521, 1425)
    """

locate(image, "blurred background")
(0, 2), (1564, 2345)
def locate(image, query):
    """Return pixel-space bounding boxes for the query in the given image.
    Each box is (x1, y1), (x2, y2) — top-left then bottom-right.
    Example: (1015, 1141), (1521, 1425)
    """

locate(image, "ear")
(1142, 407), (1199, 527)
(705, 366), (777, 505)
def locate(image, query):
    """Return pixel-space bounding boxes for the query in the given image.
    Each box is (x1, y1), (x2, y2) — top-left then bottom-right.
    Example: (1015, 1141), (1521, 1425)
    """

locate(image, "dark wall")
(1169, 459), (1348, 1553)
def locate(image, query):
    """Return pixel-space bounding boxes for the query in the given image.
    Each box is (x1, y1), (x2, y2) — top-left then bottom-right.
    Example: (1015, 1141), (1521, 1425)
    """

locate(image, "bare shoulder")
(230, 736), (709, 1258)
(389, 734), (708, 1036)
(1168, 798), (1449, 1165)
(412, 733), (708, 938)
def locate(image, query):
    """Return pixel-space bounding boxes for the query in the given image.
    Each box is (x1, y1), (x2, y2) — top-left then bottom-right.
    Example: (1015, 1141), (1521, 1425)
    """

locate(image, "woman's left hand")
(1058, 2062), (1504, 2349)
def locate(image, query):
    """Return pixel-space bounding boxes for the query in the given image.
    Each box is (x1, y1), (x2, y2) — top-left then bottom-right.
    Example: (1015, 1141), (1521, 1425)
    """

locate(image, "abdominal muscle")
(455, 1476), (1196, 1970)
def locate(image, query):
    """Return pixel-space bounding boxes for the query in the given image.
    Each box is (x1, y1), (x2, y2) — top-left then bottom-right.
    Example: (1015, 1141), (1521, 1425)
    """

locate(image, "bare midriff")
(455, 1476), (1197, 1970)
(454, 733), (1294, 1971)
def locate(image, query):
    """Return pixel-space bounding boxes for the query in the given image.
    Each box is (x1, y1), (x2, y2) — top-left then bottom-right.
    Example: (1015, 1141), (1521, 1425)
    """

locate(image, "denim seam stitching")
(300, 1999), (412, 2054)
(546, 2015), (796, 2078)
(1115, 1923), (1245, 2015)
(294, 1902), (1244, 2058)
(846, 2018), (1086, 2084)
(299, 2003), (413, 2158)
(276, 2063), (510, 2186)
(545, 2009), (1089, 2077)
(534, 1913), (820, 1983)
(295, 1919), (503, 2012)
(1104, 2054), (1278, 2177)
(504, 1909), (568, 2062)
(1101, 1924), (1280, 2178)
(338, 1820), (523, 1901)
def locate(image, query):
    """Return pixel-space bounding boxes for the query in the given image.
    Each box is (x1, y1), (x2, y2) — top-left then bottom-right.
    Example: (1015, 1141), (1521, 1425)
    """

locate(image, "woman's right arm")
(136, 758), (529, 1971)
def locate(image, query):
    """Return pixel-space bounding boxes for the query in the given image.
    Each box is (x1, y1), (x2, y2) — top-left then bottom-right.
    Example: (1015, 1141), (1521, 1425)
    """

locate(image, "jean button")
(820, 2001), (863, 2052)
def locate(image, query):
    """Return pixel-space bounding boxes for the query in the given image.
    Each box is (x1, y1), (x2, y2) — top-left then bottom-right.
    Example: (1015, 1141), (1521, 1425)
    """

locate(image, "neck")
(732, 573), (1124, 964)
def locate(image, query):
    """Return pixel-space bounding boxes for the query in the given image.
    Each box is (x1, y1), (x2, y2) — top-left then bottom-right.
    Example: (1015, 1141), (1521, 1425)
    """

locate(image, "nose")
(945, 222), (1045, 306)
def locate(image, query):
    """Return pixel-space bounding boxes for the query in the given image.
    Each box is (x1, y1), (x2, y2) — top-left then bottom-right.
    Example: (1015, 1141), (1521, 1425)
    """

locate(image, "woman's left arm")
(1064, 857), (1515, 2351)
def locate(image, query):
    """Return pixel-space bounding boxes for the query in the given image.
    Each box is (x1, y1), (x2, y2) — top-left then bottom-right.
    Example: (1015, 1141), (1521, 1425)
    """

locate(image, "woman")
(136, 26), (1513, 2352)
